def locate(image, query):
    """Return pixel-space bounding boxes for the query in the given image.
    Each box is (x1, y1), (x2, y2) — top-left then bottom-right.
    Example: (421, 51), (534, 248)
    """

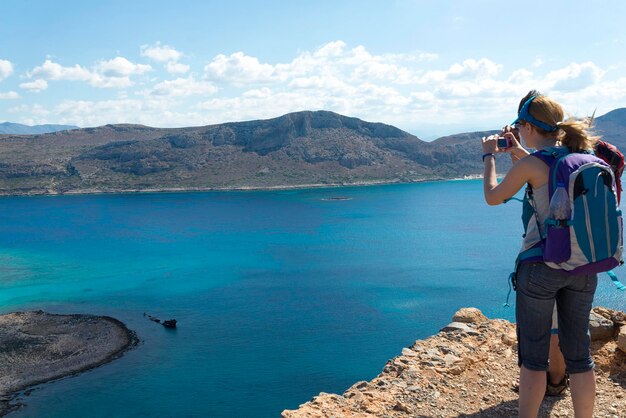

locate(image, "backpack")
(595, 140), (624, 204)
(520, 147), (623, 276)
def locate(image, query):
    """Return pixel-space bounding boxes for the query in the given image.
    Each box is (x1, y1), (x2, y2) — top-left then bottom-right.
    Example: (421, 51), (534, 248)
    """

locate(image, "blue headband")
(512, 95), (559, 132)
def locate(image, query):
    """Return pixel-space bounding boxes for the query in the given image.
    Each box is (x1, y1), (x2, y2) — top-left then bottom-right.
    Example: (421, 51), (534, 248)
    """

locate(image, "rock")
(353, 381), (368, 390)
(448, 365), (465, 375)
(283, 306), (626, 418)
(162, 319), (177, 328)
(426, 348), (441, 357)
(440, 322), (473, 333)
(437, 345), (459, 356)
(594, 306), (626, 326)
(618, 326), (626, 353)
(401, 347), (419, 357)
(393, 401), (411, 412)
(589, 311), (614, 341)
(452, 308), (487, 324)
(0, 311), (136, 411)
(502, 331), (517, 346)
(401, 367), (420, 380)
(444, 354), (462, 367)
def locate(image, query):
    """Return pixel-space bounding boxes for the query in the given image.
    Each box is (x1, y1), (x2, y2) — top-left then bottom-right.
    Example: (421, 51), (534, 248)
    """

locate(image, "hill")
(0, 111), (485, 195)
(0, 122), (79, 135)
(0, 109), (624, 196)
(594, 108), (626, 149)
(426, 108), (626, 176)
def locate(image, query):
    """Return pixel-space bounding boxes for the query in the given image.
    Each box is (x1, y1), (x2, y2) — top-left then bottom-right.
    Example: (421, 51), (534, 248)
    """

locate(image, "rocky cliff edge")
(282, 307), (626, 417)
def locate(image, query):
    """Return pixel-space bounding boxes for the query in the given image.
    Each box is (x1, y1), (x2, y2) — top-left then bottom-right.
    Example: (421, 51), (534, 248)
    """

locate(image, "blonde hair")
(522, 93), (599, 152)
(557, 117), (599, 152)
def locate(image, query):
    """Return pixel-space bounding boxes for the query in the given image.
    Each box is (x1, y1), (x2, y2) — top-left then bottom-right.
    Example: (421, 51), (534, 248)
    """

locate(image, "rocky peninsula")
(0, 311), (137, 416)
(282, 307), (626, 417)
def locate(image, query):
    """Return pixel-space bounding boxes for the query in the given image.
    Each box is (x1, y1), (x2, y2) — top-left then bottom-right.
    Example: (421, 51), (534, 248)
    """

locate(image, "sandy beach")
(0, 311), (137, 416)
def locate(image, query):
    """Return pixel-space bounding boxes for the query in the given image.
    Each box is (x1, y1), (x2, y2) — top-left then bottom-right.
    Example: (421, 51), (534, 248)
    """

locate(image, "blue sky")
(1, 0), (625, 138)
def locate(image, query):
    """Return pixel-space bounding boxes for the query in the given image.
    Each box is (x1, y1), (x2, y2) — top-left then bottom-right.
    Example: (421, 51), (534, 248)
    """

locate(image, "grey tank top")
(521, 182), (550, 253)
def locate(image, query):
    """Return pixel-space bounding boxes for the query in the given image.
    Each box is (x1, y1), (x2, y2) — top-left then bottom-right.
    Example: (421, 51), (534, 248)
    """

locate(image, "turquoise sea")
(1, 180), (625, 417)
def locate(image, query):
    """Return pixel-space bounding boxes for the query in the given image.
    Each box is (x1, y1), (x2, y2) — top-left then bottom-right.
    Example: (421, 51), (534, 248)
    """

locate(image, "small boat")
(321, 196), (352, 201)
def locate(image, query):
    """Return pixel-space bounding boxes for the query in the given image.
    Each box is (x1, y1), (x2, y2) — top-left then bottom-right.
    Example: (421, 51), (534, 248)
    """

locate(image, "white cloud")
(8, 41), (626, 138)
(242, 87), (272, 99)
(313, 40), (346, 58)
(0, 91), (19, 99)
(195, 80), (412, 127)
(26, 57), (151, 89)
(7, 104), (50, 124)
(441, 58), (502, 81)
(89, 74), (134, 88)
(196, 93), (326, 123)
(148, 77), (218, 97)
(204, 52), (277, 84)
(417, 52), (439, 62)
(141, 42), (183, 62)
(37, 98), (171, 127)
(545, 62), (604, 92)
(350, 60), (414, 84)
(165, 61), (190, 74)
(508, 69), (534, 84)
(141, 42), (189, 74)
(95, 57), (152, 77)
(20, 79), (48, 92)
(359, 83), (412, 106)
(202, 41), (439, 88)
(0, 59), (13, 81)
(44, 97), (216, 128)
(29, 59), (92, 81)
(289, 75), (352, 92)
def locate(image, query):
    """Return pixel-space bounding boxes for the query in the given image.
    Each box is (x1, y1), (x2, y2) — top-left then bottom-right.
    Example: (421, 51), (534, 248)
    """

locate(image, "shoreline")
(0, 311), (138, 416)
(0, 175), (485, 198)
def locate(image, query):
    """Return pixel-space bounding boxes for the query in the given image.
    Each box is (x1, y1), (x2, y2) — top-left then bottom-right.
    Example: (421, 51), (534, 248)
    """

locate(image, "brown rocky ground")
(283, 307), (626, 418)
(0, 311), (137, 416)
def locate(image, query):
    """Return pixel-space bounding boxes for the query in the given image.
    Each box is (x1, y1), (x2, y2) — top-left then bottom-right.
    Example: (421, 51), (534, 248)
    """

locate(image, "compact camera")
(497, 137), (511, 149)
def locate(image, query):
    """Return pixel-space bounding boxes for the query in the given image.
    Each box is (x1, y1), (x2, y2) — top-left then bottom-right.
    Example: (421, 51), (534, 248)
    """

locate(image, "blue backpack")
(519, 147), (623, 278)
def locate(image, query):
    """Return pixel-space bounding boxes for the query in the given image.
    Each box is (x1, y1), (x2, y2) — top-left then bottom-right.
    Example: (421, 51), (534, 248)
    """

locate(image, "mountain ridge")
(0, 109), (624, 195)
(0, 122), (79, 135)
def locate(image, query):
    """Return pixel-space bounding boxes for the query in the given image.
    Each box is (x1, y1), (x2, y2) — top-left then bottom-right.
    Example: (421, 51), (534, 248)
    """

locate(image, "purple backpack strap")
(530, 149), (556, 166)
(529, 149), (570, 196)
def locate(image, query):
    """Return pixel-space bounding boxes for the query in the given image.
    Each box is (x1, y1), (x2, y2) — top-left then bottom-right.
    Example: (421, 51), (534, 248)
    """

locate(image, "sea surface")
(1, 180), (624, 417)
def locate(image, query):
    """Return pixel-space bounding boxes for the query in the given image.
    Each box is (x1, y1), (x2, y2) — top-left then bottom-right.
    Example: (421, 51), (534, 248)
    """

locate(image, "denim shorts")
(515, 262), (597, 374)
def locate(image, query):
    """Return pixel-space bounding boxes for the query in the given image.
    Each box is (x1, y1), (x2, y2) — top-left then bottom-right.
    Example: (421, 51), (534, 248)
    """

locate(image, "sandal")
(545, 372), (568, 397)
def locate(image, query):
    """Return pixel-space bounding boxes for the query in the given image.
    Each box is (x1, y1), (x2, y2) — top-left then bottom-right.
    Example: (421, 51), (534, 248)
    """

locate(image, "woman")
(481, 91), (597, 418)
(500, 121), (568, 398)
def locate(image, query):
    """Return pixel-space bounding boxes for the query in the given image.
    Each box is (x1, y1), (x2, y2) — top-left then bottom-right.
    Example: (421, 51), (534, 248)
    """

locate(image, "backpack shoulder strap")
(529, 147), (569, 166)
(530, 149), (555, 166)
(534, 147), (574, 196)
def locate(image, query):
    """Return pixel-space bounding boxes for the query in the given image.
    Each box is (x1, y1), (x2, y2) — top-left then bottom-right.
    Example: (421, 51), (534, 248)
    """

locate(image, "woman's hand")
(501, 124), (520, 141)
(482, 134), (499, 154)
(501, 130), (529, 163)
